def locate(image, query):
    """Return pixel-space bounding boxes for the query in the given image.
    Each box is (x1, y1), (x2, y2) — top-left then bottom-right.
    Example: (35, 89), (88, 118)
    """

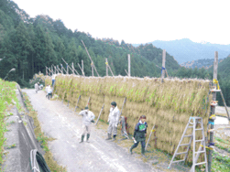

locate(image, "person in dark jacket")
(130, 115), (148, 155)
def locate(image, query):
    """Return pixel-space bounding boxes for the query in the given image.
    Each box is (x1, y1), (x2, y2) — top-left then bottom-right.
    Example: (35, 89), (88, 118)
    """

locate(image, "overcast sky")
(13, 0), (230, 45)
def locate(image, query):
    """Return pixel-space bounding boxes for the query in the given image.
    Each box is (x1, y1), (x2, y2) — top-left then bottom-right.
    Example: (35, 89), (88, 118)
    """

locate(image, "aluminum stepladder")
(168, 117), (208, 172)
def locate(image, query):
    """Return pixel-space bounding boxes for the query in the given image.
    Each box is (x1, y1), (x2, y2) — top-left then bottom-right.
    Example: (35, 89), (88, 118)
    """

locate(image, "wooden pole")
(124, 69), (128, 76)
(66, 64), (69, 75)
(92, 65), (94, 76)
(81, 40), (100, 77)
(82, 60), (84, 76)
(161, 50), (166, 82)
(107, 62), (114, 77)
(128, 54), (131, 77)
(208, 51), (218, 172)
(219, 88), (230, 121)
(106, 58), (108, 76)
(95, 104), (105, 125)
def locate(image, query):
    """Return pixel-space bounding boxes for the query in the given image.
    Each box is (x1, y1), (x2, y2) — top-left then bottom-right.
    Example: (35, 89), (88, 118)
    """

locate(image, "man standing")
(106, 102), (120, 141)
(79, 107), (95, 143)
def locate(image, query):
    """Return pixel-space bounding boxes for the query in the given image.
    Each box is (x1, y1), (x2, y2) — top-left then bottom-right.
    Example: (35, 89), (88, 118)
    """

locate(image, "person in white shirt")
(78, 107), (95, 143)
(106, 101), (120, 141)
(45, 85), (52, 98)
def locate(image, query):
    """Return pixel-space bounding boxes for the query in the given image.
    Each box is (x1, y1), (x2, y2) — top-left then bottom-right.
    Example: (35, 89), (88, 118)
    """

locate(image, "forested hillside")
(134, 38), (230, 64)
(0, 0), (180, 87)
(181, 58), (224, 69)
(0, 0), (230, 106)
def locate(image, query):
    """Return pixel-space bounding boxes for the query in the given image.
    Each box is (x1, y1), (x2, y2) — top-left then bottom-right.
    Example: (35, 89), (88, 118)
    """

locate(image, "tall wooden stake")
(128, 54), (131, 77)
(92, 65), (94, 76)
(161, 50), (166, 82)
(208, 51), (218, 172)
(82, 60), (84, 76)
(81, 40), (100, 77)
(106, 58), (108, 76)
(72, 63), (75, 75)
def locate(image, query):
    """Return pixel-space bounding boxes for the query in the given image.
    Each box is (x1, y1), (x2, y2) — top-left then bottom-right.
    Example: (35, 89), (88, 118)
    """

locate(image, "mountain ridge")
(133, 38), (230, 64)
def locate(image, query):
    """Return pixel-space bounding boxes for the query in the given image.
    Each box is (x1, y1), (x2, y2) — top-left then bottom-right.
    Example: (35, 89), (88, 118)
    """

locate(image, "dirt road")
(23, 89), (157, 172)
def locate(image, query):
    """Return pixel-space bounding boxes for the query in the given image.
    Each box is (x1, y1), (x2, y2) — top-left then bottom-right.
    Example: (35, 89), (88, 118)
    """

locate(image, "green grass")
(0, 79), (19, 169)
(211, 151), (230, 172)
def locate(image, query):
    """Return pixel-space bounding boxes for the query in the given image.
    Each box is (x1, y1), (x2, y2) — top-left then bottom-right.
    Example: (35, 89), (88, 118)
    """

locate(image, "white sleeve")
(79, 111), (85, 116)
(90, 112), (95, 120)
(116, 110), (120, 123)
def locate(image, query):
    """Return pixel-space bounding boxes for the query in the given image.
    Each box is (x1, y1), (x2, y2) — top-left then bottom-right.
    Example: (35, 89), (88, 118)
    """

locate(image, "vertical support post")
(72, 62), (75, 75)
(128, 54), (131, 77)
(106, 58), (108, 76)
(92, 65), (94, 76)
(208, 51), (218, 172)
(161, 49), (166, 82)
(82, 60), (84, 76)
(66, 64), (68, 75)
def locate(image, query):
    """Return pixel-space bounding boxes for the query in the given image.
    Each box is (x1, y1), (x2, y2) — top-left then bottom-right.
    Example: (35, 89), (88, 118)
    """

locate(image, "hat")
(111, 101), (117, 107)
(140, 115), (146, 119)
(85, 106), (89, 110)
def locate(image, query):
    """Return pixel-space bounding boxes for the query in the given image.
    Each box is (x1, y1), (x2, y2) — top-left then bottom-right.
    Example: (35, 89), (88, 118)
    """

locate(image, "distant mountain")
(181, 58), (225, 69)
(133, 38), (230, 64)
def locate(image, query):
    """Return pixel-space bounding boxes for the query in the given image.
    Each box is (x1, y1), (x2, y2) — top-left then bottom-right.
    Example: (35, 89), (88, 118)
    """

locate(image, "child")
(45, 85), (52, 98)
(78, 107), (95, 143)
(130, 115), (148, 156)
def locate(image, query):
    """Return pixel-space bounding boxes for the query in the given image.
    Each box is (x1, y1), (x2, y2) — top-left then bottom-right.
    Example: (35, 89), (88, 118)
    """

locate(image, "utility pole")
(161, 49), (166, 82)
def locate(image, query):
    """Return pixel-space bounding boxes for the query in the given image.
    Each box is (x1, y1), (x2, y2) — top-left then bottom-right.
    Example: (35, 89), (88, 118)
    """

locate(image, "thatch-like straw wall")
(45, 74), (212, 163)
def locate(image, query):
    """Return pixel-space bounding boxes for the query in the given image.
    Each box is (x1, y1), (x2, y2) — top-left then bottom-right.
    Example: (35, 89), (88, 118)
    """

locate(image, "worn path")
(23, 89), (157, 172)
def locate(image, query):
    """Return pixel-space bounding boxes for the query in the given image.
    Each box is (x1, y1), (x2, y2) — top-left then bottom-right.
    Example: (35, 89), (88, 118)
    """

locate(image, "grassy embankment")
(0, 79), (22, 170)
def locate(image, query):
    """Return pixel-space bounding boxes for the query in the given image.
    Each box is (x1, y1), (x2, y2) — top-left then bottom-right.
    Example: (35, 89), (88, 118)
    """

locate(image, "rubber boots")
(141, 147), (146, 157)
(130, 144), (135, 154)
(86, 134), (90, 143)
(79, 135), (84, 143)
(112, 135), (116, 141)
(106, 133), (112, 140)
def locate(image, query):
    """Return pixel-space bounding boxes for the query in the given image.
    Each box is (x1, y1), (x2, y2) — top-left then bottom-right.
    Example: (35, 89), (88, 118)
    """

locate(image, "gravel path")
(23, 89), (157, 172)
